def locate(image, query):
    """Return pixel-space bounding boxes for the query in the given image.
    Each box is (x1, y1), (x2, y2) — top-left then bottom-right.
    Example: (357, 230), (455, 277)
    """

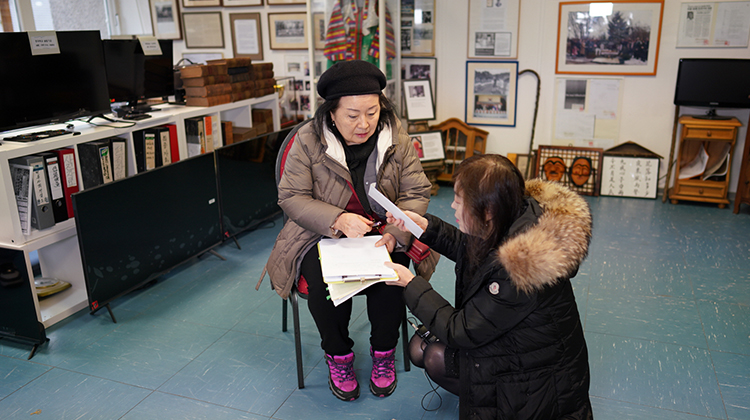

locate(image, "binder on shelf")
(317, 235), (397, 306)
(164, 123), (180, 162)
(210, 112), (222, 149)
(9, 162), (33, 235)
(155, 126), (171, 166)
(203, 115), (215, 152)
(9, 155), (56, 230)
(37, 152), (69, 223)
(110, 137), (127, 181)
(55, 147), (79, 218)
(78, 140), (114, 189)
(133, 130), (158, 173)
(185, 117), (204, 157)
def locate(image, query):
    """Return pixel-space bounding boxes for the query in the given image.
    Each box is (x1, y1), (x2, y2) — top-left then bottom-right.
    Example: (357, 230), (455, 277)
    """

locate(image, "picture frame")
(467, 0), (520, 59)
(514, 153), (533, 180)
(267, 0), (305, 4)
(601, 155), (660, 198)
(410, 131), (445, 162)
(401, 57), (437, 104)
(230, 13), (263, 60)
(555, 1), (664, 76)
(402, 79), (435, 122)
(182, 12), (224, 49)
(312, 12), (326, 50)
(268, 12), (308, 50)
(150, 0), (182, 40)
(401, 0), (435, 56)
(465, 61), (518, 127)
(534, 145), (604, 196)
(181, 0), (220, 7)
(224, 0), (263, 6)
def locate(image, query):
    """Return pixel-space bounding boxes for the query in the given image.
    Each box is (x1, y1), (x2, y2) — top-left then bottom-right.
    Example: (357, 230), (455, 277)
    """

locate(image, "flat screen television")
(215, 127), (292, 238)
(673, 58), (750, 119)
(0, 31), (112, 133)
(73, 152), (222, 315)
(102, 39), (175, 114)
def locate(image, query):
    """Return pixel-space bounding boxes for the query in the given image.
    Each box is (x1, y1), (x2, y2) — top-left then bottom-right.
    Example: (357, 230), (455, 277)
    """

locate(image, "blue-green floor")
(1, 186), (749, 420)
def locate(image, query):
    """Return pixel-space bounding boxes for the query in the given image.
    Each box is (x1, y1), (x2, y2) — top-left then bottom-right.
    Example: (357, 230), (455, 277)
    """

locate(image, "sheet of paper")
(367, 184), (424, 237)
(318, 236), (397, 282)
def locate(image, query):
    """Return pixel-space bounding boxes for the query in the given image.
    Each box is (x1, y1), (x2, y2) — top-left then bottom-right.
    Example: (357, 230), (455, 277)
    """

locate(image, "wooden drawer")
(683, 127), (735, 140)
(674, 182), (726, 198)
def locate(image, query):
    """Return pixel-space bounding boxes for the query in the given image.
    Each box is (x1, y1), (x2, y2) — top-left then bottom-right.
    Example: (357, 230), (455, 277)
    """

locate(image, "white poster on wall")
(677, 1), (750, 47)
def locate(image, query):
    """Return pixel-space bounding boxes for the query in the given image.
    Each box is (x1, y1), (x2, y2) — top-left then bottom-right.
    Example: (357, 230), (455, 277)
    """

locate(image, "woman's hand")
(333, 213), (374, 238)
(384, 261), (415, 287)
(374, 232), (397, 253)
(385, 210), (428, 233)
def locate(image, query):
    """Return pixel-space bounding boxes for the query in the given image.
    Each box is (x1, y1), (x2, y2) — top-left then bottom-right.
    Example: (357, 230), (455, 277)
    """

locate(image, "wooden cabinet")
(734, 126), (750, 214)
(430, 118), (488, 182)
(669, 116), (741, 208)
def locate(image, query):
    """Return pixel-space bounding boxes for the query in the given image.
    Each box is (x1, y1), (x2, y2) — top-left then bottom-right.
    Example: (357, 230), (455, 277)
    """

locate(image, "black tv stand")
(693, 108), (732, 120)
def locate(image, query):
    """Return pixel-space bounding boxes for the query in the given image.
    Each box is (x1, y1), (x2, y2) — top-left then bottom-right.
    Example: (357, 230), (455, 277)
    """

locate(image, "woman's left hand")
(374, 232), (397, 253)
(384, 262), (414, 287)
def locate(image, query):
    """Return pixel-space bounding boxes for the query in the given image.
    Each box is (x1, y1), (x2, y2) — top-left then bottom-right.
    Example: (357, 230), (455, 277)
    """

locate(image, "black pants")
(301, 244), (409, 356)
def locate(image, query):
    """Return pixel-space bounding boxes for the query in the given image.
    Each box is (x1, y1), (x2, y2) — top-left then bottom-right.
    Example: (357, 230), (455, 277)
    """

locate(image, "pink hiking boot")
(325, 352), (360, 401)
(370, 348), (397, 397)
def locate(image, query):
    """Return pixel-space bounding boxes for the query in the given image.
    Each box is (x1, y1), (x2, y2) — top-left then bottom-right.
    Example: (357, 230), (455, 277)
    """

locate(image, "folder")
(317, 236), (397, 306)
(164, 123), (180, 162)
(78, 140), (113, 189)
(9, 155), (56, 230)
(185, 117), (203, 157)
(203, 115), (215, 152)
(155, 126), (171, 166)
(133, 129), (157, 173)
(37, 151), (69, 222)
(9, 162), (33, 235)
(110, 137), (127, 180)
(55, 147), (79, 218)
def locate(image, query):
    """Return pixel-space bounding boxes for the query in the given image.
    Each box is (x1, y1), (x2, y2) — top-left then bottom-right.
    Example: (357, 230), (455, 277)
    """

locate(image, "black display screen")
(674, 58), (750, 109)
(102, 39), (175, 106)
(0, 31), (111, 132)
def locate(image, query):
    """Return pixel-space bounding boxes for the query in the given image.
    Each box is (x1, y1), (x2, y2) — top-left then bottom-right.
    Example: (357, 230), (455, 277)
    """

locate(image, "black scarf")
(336, 128), (379, 214)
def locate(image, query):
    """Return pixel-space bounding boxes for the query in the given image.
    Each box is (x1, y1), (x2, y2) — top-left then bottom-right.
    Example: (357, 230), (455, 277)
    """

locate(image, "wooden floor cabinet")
(430, 118), (488, 182)
(669, 116), (741, 208)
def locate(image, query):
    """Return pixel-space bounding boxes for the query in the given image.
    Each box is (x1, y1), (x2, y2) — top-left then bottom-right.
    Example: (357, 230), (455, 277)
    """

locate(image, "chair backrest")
(275, 119), (312, 224)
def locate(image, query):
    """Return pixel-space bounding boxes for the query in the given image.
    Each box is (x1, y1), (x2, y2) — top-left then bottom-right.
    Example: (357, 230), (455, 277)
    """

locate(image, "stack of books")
(180, 63), (232, 107)
(207, 58), (255, 102)
(252, 62), (276, 98)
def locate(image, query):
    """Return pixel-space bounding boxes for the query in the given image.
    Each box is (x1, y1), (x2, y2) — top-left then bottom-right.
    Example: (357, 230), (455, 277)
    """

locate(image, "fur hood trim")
(497, 179), (592, 294)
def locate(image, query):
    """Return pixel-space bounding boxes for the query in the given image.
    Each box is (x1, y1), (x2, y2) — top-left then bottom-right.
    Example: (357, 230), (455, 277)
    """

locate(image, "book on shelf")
(222, 121), (234, 146)
(55, 147), (79, 218)
(228, 73), (251, 83)
(227, 66), (250, 75)
(110, 137), (127, 181)
(77, 140), (114, 189)
(185, 116), (205, 157)
(9, 155), (56, 230)
(155, 126), (171, 166)
(133, 130), (159, 173)
(164, 123), (180, 162)
(255, 78), (276, 89)
(209, 112), (222, 149)
(184, 83), (232, 97)
(9, 162), (33, 235)
(182, 75), (231, 87)
(207, 57), (252, 68)
(203, 115), (215, 153)
(37, 151), (69, 223)
(185, 94), (232, 107)
(180, 63), (228, 78)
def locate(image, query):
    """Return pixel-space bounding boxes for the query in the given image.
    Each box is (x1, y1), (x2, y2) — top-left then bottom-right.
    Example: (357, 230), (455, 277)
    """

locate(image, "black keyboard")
(123, 113), (152, 121)
(3, 129), (78, 142)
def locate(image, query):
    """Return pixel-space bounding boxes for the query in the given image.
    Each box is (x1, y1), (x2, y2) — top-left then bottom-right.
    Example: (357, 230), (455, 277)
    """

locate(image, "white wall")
(434, 0), (749, 191)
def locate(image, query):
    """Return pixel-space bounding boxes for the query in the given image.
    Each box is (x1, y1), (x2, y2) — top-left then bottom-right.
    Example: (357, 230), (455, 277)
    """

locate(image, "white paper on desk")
(318, 236), (397, 282)
(367, 184), (424, 237)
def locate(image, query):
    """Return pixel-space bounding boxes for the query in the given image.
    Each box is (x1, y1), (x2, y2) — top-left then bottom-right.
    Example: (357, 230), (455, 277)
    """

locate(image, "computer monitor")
(673, 58), (750, 119)
(0, 31), (111, 133)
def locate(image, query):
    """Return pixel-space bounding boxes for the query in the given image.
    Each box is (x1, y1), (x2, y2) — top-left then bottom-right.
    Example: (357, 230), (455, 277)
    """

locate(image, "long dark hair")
(452, 154), (527, 267)
(312, 93), (396, 139)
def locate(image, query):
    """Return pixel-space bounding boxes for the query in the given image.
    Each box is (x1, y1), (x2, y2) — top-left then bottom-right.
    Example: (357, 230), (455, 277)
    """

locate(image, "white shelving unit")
(0, 94), (279, 328)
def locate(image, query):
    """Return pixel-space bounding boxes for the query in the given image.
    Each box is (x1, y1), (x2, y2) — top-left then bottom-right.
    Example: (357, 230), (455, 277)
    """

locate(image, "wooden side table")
(668, 116), (741, 208)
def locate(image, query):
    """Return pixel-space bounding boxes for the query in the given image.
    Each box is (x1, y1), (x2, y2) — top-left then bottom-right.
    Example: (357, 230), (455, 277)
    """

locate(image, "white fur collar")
(323, 124), (393, 171)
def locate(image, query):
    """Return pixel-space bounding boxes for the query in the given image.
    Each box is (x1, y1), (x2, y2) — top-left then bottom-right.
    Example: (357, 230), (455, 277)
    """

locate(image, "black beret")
(317, 60), (387, 100)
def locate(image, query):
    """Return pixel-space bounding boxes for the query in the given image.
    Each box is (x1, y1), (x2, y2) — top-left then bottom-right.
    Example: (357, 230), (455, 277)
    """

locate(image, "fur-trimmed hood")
(497, 179), (592, 294)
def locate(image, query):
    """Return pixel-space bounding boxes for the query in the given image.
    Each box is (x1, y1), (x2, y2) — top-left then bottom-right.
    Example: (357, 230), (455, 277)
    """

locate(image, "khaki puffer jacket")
(261, 117), (435, 299)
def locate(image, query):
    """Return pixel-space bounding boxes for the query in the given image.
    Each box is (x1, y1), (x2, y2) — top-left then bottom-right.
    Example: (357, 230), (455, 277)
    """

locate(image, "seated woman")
(386, 154), (593, 419)
(261, 60), (436, 401)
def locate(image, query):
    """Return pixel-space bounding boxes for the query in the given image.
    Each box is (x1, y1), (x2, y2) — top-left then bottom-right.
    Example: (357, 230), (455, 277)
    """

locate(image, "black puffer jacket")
(403, 179), (593, 420)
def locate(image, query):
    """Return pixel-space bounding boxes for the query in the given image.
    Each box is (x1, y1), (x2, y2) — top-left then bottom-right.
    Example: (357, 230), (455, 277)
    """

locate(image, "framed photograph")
(402, 79), (435, 122)
(513, 153), (533, 180)
(224, 0), (263, 6)
(230, 13), (263, 60)
(601, 156), (660, 198)
(534, 145), (604, 196)
(556, 1), (664, 75)
(268, 12), (308, 50)
(150, 0), (182, 40)
(313, 12), (326, 50)
(468, 0), (520, 58)
(465, 61), (518, 127)
(181, 0), (220, 7)
(401, 57), (437, 104)
(402, 0), (435, 56)
(182, 12), (224, 48)
(410, 131), (445, 162)
(267, 0), (305, 4)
